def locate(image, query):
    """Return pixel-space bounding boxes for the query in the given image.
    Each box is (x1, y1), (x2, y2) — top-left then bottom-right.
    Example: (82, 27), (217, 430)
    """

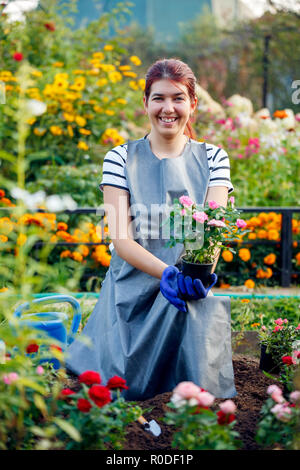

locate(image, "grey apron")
(66, 137), (236, 400)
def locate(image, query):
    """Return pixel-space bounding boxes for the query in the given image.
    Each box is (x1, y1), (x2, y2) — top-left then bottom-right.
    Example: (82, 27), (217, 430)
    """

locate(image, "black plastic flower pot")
(259, 344), (280, 375)
(181, 258), (214, 288)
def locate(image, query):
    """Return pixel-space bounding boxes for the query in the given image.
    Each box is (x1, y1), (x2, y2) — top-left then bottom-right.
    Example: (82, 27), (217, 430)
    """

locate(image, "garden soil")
(67, 354), (281, 451)
(120, 354), (279, 451)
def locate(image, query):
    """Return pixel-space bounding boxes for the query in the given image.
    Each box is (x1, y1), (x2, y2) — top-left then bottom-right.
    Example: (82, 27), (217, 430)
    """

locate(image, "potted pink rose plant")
(164, 195), (247, 287)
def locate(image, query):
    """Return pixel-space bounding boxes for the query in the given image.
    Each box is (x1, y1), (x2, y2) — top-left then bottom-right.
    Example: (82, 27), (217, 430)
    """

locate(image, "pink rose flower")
(274, 318), (284, 326)
(192, 211), (208, 223)
(271, 403), (292, 422)
(219, 399), (236, 414)
(273, 325), (284, 332)
(271, 391), (285, 403)
(179, 195), (194, 208)
(197, 391), (215, 408)
(181, 209), (186, 216)
(236, 219), (247, 229)
(173, 381), (201, 400)
(36, 366), (44, 375)
(267, 384), (282, 396)
(3, 372), (19, 385)
(289, 391), (300, 403)
(207, 219), (226, 228)
(208, 200), (219, 210)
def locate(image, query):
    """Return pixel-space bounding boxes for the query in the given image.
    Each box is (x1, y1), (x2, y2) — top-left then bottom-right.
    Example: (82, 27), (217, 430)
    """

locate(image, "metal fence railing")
(2, 206), (300, 288)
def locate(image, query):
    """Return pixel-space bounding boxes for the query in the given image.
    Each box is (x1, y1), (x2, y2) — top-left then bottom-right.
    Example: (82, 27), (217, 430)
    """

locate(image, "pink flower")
(229, 196), (235, 207)
(274, 318), (284, 326)
(289, 391), (300, 403)
(173, 381), (201, 400)
(236, 219), (247, 229)
(292, 350), (300, 362)
(36, 366), (44, 375)
(237, 154), (244, 159)
(219, 399), (236, 414)
(179, 195), (194, 208)
(197, 391), (215, 408)
(273, 325), (284, 332)
(192, 211), (208, 223)
(207, 219), (226, 228)
(267, 384), (282, 396)
(208, 200), (219, 210)
(271, 403), (292, 422)
(181, 209), (186, 216)
(295, 324), (300, 331)
(261, 325), (267, 331)
(3, 372), (19, 385)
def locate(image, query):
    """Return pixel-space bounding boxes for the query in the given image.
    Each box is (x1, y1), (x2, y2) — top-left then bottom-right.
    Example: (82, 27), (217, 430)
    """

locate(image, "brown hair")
(144, 58), (197, 139)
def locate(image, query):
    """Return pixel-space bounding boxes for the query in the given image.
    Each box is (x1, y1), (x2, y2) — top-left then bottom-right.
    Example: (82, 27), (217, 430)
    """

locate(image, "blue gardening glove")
(160, 266), (187, 313)
(177, 273), (218, 301)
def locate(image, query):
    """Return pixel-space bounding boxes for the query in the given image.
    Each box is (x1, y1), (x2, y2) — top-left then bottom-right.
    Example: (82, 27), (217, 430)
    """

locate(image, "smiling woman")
(66, 58), (236, 402)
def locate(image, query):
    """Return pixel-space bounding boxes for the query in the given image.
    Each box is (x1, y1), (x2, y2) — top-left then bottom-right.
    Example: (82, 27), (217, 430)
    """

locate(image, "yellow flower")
(264, 253), (276, 265)
(31, 70), (43, 78)
(0, 235), (8, 243)
(27, 118), (36, 125)
(116, 98), (127, 105)
(129, 80), (139, 90)
(75, 116), (87, 127)
(119, 65), (131, 71)
(17, 233), (27, 246)
(100, 64), (116, 72)
(67, 125), (74, 137)
(93, 106), (103, 113)
(77, 141), (89, 151)
(96, 78), (108, 87)
(92, 52), (105, 60)
(79, 128), (91, 135)
(73, 69), (86, 74)
(108, 71), (122, 83)
(103, 44), (114, 51)
(50, 126), (63, 136)
(52, 62), (64, 67)
(34, 128), (46, 136)
(71, 251), (83, 262)
(268, 229), (280, 241)
(130, 55), (142, 66)
(87, 68), (99, 76)
(63, 112), (75, 122)
(122, 71), (137, 78)
(105, 109), (115, 116)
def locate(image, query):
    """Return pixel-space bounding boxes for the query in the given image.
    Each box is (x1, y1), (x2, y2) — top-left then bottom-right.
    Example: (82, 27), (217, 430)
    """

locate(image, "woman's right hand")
(160, 266), (187, 313)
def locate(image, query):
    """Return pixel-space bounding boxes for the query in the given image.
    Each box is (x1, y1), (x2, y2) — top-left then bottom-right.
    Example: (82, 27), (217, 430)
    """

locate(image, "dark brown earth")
(67, 353), (281, 450)
(121, 354), (280, 451)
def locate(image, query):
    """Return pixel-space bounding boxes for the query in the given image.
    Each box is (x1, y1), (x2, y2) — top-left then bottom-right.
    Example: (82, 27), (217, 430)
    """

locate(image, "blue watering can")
(12, 295), (82, 369)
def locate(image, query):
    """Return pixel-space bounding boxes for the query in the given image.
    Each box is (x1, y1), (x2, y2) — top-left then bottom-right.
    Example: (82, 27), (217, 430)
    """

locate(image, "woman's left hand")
(177, 273), (218, 300)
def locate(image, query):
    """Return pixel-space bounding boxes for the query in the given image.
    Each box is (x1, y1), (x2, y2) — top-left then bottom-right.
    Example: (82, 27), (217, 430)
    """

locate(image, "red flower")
(44, 22), (55, 31)
(26, 343), (39, 354)
(217, 410), (236, 425)
(79, 370), (101, 386)
(282, 356), (295, 366)
(77, 398), (92, 413)
(60, 388), (76, 398)
(88, 385), (111, 408)
(13, 52), (23, 62)
(106, 375), (129, 390)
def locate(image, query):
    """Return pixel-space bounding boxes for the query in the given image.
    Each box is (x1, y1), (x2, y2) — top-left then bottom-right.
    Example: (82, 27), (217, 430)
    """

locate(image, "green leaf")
(18, 378), (47, 395)
(53, 418), (82, 442)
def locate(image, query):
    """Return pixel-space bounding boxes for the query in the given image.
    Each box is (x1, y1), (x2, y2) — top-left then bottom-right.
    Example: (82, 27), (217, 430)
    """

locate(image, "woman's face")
(143, 79), (197, 139)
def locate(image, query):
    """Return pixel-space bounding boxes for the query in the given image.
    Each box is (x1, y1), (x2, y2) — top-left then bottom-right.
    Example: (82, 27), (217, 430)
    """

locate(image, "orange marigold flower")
(257, 230), (268, 239)
(268, 229), (280, 241)
(244, 279), (255, 289)
(241, 298), (250, 303)
(1, 197), (12, 206)
(78, 244), (89, 257)
(71, 251), (83, 262)
(60, 250), (72, 258)
(57, 222), (68, 231)
(219, 282), (230, 289)
(238, 248), (251, 262)
(293, 241), (298, 248)
(0, 234), (8, 242)
(251, 323), (260, 328)
(222, 250), (233, 262)
(264, 267), (273, 279)
(256, 268), (266, 279)
(264, 253), (276, 265)
(0, 190), (5, 197)
(295, 252), (300, 266)
(248, 232), (257, 240)
(273, 110), (288, 119)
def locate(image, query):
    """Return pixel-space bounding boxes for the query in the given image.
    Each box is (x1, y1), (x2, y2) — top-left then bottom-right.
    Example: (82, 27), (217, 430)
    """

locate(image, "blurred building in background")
(74, 0), (264, 41)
